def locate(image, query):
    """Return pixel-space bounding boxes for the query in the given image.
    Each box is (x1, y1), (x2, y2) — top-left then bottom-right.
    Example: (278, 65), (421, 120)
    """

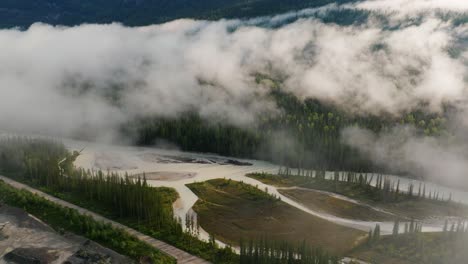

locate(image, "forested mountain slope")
(0, 0), (358, 29)
(127, 83), (447, 175)
(2, 0), (467, 184)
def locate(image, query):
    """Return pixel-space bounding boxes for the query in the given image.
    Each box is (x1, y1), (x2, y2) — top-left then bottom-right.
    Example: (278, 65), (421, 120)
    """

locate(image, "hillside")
(0, 0), (357, 29)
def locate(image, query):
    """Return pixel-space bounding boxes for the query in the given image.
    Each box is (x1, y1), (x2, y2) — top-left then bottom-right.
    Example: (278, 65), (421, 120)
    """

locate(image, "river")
(63, 139), (468, 241)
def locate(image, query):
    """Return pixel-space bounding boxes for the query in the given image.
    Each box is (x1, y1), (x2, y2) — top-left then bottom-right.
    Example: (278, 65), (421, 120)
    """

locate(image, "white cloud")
(0, 1), (466, 141)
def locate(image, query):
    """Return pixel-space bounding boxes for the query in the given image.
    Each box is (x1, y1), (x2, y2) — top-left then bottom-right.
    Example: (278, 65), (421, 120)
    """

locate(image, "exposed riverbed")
(64, 139), (468, 240)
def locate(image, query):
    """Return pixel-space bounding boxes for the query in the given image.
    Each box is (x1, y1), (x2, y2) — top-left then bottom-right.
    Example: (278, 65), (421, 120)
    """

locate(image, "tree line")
(0, 180), (176, 264)
(128, 84), (446, 175)
(1, 0), (369, 29)
(0, 136), (175, 229)
(239, 238), (339, 264)
(362, 218), (468, 263)
(254, 170), (455, 204)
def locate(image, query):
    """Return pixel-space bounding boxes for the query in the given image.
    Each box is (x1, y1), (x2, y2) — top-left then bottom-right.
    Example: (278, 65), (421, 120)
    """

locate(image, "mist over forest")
(1, 0), (467, 187)
(1, 1), (468, 264)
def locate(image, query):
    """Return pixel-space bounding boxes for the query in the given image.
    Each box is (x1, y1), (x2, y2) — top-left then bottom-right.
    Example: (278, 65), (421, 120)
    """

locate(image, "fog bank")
(0, 1), (466, 140)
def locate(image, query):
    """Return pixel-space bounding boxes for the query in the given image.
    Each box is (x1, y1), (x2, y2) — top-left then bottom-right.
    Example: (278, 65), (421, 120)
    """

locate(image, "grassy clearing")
(350, 232), (468, 264)
(248, 173), (468, 220)
(278, 188), (393, 221)
(187, 179), (366, 255)
(248, 173), (306, 187)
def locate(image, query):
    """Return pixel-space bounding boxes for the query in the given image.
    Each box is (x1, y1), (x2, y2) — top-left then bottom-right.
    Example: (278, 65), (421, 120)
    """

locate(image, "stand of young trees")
(360, 218), (468, 263)
(256, 169), (455, 205)
(66, 170), (177, 229)
(239, 238), (338, 264)
(0, 137), (175, 229)
(0, 180), (176, 264)
(129, 86), (446, 175)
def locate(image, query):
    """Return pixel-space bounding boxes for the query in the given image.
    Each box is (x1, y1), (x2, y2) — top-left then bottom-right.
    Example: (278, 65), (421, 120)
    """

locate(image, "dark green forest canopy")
(0, 0), (361, 29)
(126, 84), (447, 175)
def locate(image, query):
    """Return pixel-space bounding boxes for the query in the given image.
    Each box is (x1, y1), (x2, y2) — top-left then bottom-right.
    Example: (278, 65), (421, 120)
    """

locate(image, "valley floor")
(187, 179), (367, 255)
(248, 173), (468, 221)
(350, 232), (468, 264)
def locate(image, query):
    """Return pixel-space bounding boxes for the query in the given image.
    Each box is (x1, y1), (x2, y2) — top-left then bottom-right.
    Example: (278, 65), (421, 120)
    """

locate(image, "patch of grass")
(279, 188), (393, 221)
(248, 173), (306, 187)
(187, 179), (366, 255)
(351, 232), (468, 264)
(248, 173), (468, 220)
(380, 199), (468, 220)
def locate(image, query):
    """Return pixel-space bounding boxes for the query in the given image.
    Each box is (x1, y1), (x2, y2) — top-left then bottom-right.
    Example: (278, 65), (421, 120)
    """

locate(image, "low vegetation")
(352, 227), (468, 263)
(187, 178), (366, 255)
(278, 188), (392, 221)
(248, 172), (468, 220)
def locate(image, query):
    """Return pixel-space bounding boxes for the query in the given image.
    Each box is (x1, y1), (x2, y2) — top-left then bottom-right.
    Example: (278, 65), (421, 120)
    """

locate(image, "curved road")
(0, 175), (210, 264)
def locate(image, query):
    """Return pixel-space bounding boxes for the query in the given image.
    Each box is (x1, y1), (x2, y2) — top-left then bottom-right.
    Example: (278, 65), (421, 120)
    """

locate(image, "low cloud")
(342, 126), (468, 187)
(0, 1), (466, 143)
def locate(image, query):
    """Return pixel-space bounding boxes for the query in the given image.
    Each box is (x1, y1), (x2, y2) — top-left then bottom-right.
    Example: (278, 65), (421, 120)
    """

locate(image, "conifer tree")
(392, 219), (400, 237)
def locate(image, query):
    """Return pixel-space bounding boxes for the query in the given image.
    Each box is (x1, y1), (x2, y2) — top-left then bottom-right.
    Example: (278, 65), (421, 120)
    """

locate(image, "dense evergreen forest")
(130, 82), (446, 174)
(0, 0), (362, 29)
